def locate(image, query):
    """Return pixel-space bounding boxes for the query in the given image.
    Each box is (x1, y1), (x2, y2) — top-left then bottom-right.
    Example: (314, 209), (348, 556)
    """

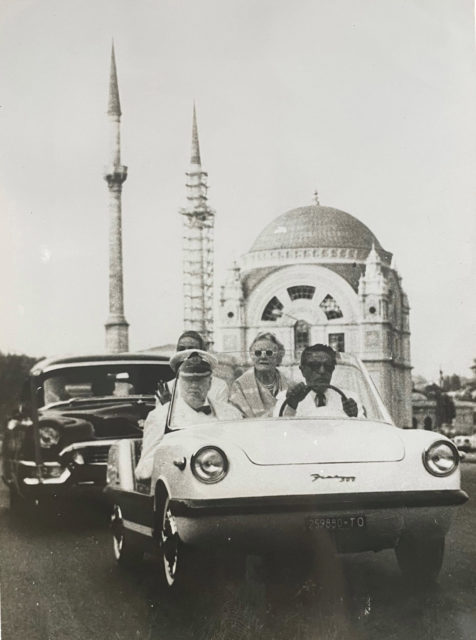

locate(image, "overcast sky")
(0, 0), (475, 380)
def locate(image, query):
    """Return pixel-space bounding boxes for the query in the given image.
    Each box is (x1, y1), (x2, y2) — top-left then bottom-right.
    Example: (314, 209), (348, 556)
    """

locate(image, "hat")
(169, 349), (217, 377)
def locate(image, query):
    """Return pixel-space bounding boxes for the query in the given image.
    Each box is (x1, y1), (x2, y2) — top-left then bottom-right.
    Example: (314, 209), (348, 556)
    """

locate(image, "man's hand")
(342, 396), (358, 417)
(286, 383), (311, 410)
(156, 381), (171, 405)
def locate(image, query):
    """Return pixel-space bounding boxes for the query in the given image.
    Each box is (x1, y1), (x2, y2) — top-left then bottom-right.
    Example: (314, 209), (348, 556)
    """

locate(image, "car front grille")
(81, 445), (111, 465)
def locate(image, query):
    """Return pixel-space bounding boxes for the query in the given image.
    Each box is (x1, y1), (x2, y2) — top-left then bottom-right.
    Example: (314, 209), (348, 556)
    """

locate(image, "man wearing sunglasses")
(275, 344), (359, 418)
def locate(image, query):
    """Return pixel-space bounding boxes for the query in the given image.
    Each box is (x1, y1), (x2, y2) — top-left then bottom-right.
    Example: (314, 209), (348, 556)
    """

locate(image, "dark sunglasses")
(253, 349), (277, 357)
(177, 344), (200, 352)
(302, 361), (335, 372)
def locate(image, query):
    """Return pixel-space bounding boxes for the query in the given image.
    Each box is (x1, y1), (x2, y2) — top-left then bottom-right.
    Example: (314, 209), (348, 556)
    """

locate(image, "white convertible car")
(105, 352), (468, 589)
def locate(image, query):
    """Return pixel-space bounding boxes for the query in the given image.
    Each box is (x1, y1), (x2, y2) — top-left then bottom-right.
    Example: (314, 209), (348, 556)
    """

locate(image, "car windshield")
(168, 350), (392, 429)
(42, 363), (172, 407)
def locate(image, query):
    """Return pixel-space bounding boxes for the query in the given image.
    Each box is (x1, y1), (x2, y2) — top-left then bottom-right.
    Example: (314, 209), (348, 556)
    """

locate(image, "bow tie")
(315, 392), (326, 407)
(196, 405), (212, 415)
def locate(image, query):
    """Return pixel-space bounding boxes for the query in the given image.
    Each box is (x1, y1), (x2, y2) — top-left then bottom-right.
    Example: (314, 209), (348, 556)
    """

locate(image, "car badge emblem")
(311, 473), (355, 483)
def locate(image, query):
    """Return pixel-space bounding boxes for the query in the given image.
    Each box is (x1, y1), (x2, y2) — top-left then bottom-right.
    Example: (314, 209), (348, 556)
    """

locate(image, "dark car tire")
(111, 504), (144, 567)
(395, 533), (445, 584)
(156, 494), (184, 590)
(154, 492), (202, 594)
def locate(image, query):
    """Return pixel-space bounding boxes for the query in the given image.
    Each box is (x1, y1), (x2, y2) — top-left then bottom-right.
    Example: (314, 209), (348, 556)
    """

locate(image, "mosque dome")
(249, 205), (389, 259)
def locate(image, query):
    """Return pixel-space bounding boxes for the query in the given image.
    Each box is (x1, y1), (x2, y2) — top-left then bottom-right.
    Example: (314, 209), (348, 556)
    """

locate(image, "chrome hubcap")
(111, 505), (124, 560)
(161, 505), (179, 586)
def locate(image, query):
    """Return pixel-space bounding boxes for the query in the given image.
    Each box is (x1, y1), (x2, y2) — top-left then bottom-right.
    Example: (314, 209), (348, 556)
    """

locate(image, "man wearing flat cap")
(135, 350), (241, 480)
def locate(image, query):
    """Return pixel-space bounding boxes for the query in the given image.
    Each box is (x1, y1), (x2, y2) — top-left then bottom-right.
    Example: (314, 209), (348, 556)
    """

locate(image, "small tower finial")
(313, 189), (320, 206)
(108, 42), (121, 117)
(191, 102), (201, 165)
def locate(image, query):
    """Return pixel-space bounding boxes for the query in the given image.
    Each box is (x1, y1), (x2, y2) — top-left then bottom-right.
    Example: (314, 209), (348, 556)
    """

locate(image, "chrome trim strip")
(123, 519), (153, 537)
(41, 361), (166, 373)
(60, 440), (118, 456)
(19, 461), (62, 468)
(23, 469), (71, 485)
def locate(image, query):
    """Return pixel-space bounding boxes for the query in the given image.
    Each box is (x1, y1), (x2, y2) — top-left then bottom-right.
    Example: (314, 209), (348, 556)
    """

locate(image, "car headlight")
(191, 446), (228, 484)
(39, 425), (60, 448)
(423, 440), (459, 477)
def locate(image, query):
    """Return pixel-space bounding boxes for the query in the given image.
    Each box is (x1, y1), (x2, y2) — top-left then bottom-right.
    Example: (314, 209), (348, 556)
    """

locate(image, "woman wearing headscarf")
(229, 332), (289, 418)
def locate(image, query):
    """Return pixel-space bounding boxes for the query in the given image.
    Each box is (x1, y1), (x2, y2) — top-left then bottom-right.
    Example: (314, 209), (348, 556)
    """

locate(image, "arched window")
(319, 294), (343, 320)
(261, 296), (284, 321)
(294, 320), (310, 360)
(287, 285), (315, 301)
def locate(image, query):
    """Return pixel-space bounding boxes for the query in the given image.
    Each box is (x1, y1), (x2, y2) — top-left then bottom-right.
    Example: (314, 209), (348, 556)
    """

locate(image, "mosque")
(103, 46), (412, 428)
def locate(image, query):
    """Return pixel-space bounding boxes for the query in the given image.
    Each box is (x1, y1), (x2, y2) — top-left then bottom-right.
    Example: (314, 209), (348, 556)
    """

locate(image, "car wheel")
(395, 533), (445, 584)
(111, 504), (143, 567)
(157, 496), (182, 588)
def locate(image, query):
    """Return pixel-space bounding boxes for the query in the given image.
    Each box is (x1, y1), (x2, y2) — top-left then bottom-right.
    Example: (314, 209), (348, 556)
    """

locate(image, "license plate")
(305, 515), (366, 531)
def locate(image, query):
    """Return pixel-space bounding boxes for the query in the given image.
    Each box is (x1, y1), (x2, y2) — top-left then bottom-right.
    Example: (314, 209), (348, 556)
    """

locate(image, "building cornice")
(241, 247), (375, 272)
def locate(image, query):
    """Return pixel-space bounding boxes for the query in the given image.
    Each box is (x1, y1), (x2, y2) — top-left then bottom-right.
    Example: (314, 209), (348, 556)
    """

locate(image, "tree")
(449, 374), (461, 391)
(424, 383), (456, 430)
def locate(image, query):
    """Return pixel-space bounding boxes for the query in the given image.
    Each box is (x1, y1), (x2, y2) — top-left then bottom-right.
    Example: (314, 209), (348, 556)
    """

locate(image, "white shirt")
(273, 388), (361, 418)
(135, 395), (241, 480)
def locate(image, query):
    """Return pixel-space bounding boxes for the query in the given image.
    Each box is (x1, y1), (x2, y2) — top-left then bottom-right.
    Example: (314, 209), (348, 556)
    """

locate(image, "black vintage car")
(2, 353), (173, 510)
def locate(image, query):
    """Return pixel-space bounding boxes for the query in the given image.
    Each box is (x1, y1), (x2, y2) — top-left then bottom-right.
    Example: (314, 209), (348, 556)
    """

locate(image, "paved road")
(0, 466), (475, 640)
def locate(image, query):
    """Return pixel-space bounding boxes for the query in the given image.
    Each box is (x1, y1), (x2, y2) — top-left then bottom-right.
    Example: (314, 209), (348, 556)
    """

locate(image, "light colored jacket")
(135, 396), (241, 480)
(229, 367), (289, 418)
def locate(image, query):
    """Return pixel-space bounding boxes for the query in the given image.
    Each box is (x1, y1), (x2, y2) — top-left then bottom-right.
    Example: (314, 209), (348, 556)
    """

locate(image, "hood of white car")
(187, 418), (404, 465)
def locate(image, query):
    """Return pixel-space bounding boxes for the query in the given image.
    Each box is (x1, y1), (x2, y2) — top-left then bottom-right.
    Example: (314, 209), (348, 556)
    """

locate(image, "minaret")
(104, 43), (129, 353)
(180, 104), (215, 348)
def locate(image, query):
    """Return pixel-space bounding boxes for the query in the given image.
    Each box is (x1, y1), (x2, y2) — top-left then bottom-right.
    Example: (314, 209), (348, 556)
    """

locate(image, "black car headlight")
(39, 425), (61, 448)
(191, 447), (228, 484)
(423, 440), (459, 477)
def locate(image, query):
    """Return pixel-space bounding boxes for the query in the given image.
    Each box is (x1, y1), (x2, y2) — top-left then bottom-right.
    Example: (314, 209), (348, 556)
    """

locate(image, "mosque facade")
(216, 201), (412, 427)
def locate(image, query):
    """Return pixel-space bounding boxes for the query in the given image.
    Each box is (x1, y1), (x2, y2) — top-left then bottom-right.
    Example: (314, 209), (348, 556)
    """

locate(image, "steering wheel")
(278, 384), (348, 417)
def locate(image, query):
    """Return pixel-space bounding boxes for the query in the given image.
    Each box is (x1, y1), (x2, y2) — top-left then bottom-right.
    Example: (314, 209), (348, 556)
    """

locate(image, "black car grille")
(81, 445), (111, 464)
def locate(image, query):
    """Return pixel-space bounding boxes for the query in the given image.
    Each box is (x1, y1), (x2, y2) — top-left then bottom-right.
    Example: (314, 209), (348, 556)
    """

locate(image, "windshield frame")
(166, 351), (394, 430)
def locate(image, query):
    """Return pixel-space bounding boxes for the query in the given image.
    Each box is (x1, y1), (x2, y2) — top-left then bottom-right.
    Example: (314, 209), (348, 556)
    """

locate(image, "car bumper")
(170, 490), (468, 552)
(14, 439), (118, 495)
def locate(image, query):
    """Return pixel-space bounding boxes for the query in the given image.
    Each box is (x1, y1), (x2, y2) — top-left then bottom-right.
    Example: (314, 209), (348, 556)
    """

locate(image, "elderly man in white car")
(135, 350), (241, 480)
(275, 344), (361, 418)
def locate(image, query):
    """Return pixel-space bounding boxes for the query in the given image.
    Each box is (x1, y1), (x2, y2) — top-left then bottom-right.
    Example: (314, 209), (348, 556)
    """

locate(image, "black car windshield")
(168, 351), (392, 429)
(42, 363), (172, 408)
